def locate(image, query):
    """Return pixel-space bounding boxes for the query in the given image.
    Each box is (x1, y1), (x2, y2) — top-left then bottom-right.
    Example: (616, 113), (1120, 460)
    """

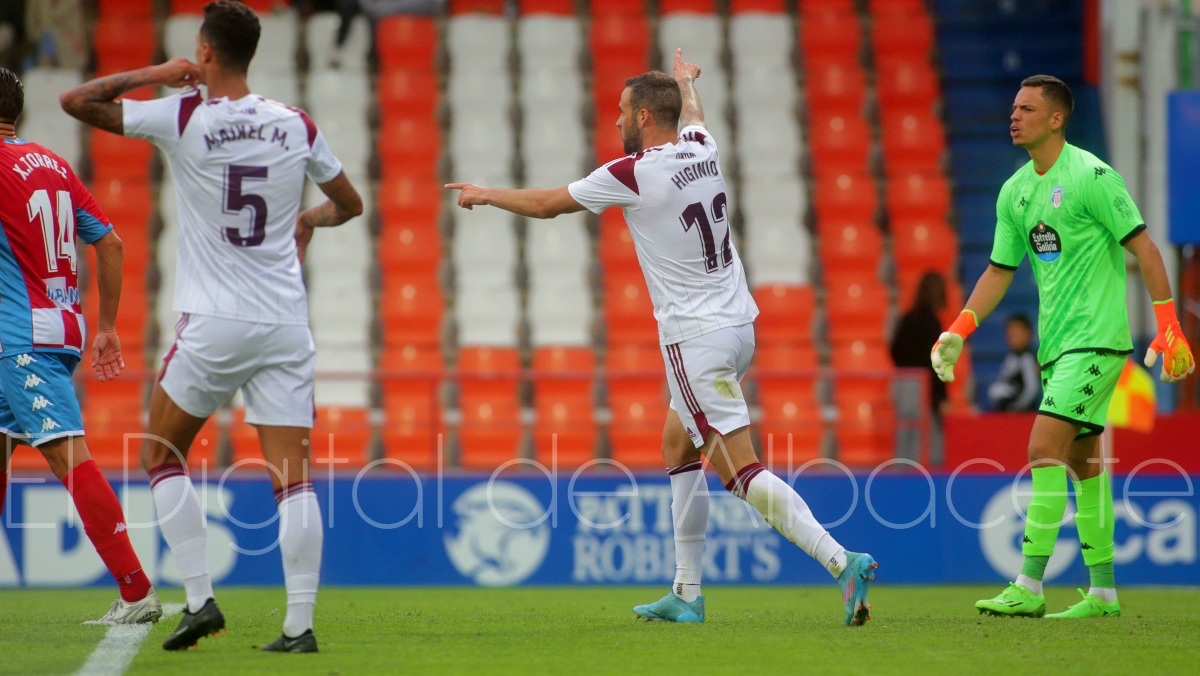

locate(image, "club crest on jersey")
(1030, 221), (1062, 263)
(1051, 186), (1063, 209)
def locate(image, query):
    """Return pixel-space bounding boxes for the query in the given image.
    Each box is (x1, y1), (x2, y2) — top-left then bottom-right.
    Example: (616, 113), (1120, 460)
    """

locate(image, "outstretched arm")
(673, 48), (705, 130)
(444, 184), (585, 219)
(60, 58), (202, 134)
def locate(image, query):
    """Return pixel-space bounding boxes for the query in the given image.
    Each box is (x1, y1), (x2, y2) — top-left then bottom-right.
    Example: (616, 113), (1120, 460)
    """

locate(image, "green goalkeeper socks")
(1022, 465), (1068, 559)
(1075, 470), (1116, 569)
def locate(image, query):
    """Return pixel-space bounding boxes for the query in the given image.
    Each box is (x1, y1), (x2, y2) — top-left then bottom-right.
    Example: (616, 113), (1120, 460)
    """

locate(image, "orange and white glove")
(931, 310), (978, 383)
(1143, 299), (1195, 383)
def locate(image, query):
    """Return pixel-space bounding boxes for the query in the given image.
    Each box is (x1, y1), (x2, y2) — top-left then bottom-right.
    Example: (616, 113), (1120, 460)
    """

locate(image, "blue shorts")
(0, 352), (85, 447)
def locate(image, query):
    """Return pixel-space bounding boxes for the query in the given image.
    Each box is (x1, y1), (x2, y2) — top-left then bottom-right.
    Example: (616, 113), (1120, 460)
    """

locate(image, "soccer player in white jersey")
(447, 50), (878, 626)
(61, 1), (362, 653)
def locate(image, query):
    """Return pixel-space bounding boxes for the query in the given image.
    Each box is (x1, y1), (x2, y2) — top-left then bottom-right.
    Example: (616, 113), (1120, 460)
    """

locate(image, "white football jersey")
(569, 125), (758, 344)
(123, 89), (343, 325)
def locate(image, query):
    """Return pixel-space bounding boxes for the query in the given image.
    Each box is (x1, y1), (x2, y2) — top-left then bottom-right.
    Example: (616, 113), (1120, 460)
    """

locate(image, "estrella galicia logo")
(1030, 221), (1062, 262)
(444, 482), (550, 586)
(1051, 185), (1063, 209)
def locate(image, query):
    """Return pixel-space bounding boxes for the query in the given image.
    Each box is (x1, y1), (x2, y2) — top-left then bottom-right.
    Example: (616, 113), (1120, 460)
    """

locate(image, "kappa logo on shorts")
(1044, 397), (1056, 408)
(23, 374), (45, 389)
(40, 417), (59, 432)
(1087, 364), (1101, 376)
(30, 395), (53, 411)
(1073, 404), (1086, 415)
(1079, 384), (1095, 397)
(14, 354), (36, 368)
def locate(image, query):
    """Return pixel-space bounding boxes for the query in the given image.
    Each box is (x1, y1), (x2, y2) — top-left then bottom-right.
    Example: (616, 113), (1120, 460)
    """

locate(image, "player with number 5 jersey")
(447, 49), (877, 626)
(62, 0), (362, 654)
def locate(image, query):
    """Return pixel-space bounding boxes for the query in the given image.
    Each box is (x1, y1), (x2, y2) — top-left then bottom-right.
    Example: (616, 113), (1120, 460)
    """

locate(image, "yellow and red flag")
(1107, 359), (1156, 433)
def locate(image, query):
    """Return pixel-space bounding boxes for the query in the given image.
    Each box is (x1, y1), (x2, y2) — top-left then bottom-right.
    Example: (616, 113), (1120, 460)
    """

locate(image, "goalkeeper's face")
(1010, 86), (1062, 149)
(617, 87), (643, 154)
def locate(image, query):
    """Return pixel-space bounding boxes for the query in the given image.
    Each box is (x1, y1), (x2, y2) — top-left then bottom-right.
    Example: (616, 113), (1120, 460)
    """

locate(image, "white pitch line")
(76, 603), (185, 676)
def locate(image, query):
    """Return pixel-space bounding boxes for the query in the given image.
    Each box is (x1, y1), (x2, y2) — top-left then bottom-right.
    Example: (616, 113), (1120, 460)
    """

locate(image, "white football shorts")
(159, 313), (316, 427)
(661, 322), (754, 448)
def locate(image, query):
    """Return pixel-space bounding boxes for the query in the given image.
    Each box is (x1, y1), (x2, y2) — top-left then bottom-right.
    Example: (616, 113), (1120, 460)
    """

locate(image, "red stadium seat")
(376, 17), (438, 68)
(599, 210), (640, 274)
(757, 380), (824, 468)
(605, 344), (667, 469)
(380, 345), (443, 470)
(94, 15), (154, 73)
(378, 223), (442, 278)
(817, 220), (884, 280)
(752, 284), (817, 346)
(456, 347), (522, 470)
(98, 0), (153, 17)
(805, 59), (868, 119)
(731, 0), (786, 11)
(808, 113), (872, 177)
(815, 173), (879, 224)
(870, 10), (934, 58)
(824, 281), (890, 344)
(835, 398), (895, 466)
(603, 273), (658, 347)
(309, 407), (372, 469)
(660, 0), (716, 12)
(531, 347), (597, 468)
(892, 220), (958, 282)
(885, 172), (951, 222)
(868, 0), (927, 14)
(752, 342), (820, 373)
(90, 129), (152, 181)
(519, 0), (575, 13)
(379, 275), (444, 347)
(450, 0), (506, 13)
(799, 9), (861, 64)
(877, 60), (940, 114)
(881, 111), (946, 174)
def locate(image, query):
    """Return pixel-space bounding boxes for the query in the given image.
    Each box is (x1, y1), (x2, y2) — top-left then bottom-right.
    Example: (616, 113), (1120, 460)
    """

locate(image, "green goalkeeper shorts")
(1037, 351), (1125, 438)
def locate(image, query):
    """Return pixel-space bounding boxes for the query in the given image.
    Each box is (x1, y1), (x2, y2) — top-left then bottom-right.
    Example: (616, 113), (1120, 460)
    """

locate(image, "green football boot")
(975, 582), (1046, 618)
(1045, 589), (1121, 619)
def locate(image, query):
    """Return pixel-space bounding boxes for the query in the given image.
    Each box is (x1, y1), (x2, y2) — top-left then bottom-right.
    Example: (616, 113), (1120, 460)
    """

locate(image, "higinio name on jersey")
(670, 160), (720, 190)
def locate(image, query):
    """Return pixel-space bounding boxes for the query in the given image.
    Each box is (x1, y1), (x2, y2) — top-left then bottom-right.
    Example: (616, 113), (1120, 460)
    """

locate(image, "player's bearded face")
(617, 88), (643, 154)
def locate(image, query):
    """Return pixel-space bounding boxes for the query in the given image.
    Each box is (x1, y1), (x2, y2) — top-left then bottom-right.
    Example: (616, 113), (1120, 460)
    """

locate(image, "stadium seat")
(892, 220), (958, 282)
(599, 211), (640, 274)
(870, 9), (934, 58)
(456, 347), (522, 469)
(752, 284), (817, 346)
(805, 59), (868, 119)
(757, 380), (824, 468)
(94, 15), (154, 73)
(817, 220), (884, 280)
(379, 275), (444, 347)
(808, 113), (872, 177)
(876, 60), (940, 115)
(603, 273), (658, 347)
(730, 0), (786, 11)
(881, 111), (946, 174)
(451, 0), (505, 13)
(520, 0), (575, 13)
(380, 344), (443, 470)
(309, 407), (372, 469)
(799, 9), (862, 65)
(824, 281), (890, 344)
(531, 347), (597, 468)
(835, 398), (896, 466)
(606, 344), (667, 469)
(869, 0), (926, 14)
(375, 16), (437, 69)
(885, 172), (951, 222)
(815, 173), (879, 225)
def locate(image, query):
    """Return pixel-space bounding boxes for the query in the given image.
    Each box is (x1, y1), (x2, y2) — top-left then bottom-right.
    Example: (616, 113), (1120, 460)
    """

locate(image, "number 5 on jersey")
(224, 164), (269, 247)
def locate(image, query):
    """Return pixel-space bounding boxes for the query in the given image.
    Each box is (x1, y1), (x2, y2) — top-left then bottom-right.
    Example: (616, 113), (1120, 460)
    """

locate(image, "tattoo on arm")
(61, 68), (158, 135)
(677, 76), (705, 130)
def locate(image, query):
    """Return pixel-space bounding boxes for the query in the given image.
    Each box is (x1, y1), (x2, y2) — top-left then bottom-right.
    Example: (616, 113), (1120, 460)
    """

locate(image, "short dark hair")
(1006, 313), (1032, 331)
(201, 1), (260, 73)
(1021, 74), (1073, 127)
(0, 68), (22, 121)
(624, 71), (681, 131)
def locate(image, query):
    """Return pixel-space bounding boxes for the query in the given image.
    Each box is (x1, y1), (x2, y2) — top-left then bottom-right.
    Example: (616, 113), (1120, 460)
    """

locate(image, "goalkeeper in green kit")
(931, 75), (1195, 619)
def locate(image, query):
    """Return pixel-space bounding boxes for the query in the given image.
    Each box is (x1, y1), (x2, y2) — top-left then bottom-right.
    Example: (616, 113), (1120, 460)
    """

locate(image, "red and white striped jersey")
(123, 89), (343, 325)
(569, 125), (758, 344)
(0, 138), (114, 357)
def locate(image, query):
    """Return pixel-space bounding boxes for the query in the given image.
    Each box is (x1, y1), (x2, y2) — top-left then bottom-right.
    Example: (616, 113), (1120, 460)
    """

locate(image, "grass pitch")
(1, 586), (1196, 675)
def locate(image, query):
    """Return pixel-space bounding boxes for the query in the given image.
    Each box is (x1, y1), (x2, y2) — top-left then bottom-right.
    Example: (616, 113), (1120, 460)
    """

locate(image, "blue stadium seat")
(947, 140), (1027, 189)
(933, 0), (1081, 26)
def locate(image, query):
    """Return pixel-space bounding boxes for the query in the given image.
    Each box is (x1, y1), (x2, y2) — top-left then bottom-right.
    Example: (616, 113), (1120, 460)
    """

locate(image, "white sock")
(1088, 586), (1117, 603)
(278, 483), (323, 637)
(736, 464), (847, 578)
(151, 471), (213, 613)
(669, 461), (707, 602)
(1015, 574), (1043, 596)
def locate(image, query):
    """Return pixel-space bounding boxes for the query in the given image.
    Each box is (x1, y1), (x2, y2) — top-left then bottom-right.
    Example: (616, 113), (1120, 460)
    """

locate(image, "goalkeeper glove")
(930, 310), (979, 383)
(1144, 299), (1195, 383)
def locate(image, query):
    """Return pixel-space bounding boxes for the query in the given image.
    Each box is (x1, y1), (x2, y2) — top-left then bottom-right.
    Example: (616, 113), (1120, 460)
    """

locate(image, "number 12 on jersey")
(679, 192), (731, 273)
(27, 189), (78, 273)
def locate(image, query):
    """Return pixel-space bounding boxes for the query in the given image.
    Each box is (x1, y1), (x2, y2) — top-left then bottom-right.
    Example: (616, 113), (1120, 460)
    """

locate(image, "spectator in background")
(25, 0), (85, 70)
(891, 270), (948, 415)
(0, 1), (27, 71)
(988, 314), (1041, 411)
(292, 0), (363, 68)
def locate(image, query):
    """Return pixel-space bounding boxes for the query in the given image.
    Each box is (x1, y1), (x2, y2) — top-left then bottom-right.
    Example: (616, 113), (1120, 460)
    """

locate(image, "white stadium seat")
(17, 68), (83, 167)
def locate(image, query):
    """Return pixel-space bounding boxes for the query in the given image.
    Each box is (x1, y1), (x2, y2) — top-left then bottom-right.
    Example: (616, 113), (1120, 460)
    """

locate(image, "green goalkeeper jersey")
(990, 143), (1145, 368)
